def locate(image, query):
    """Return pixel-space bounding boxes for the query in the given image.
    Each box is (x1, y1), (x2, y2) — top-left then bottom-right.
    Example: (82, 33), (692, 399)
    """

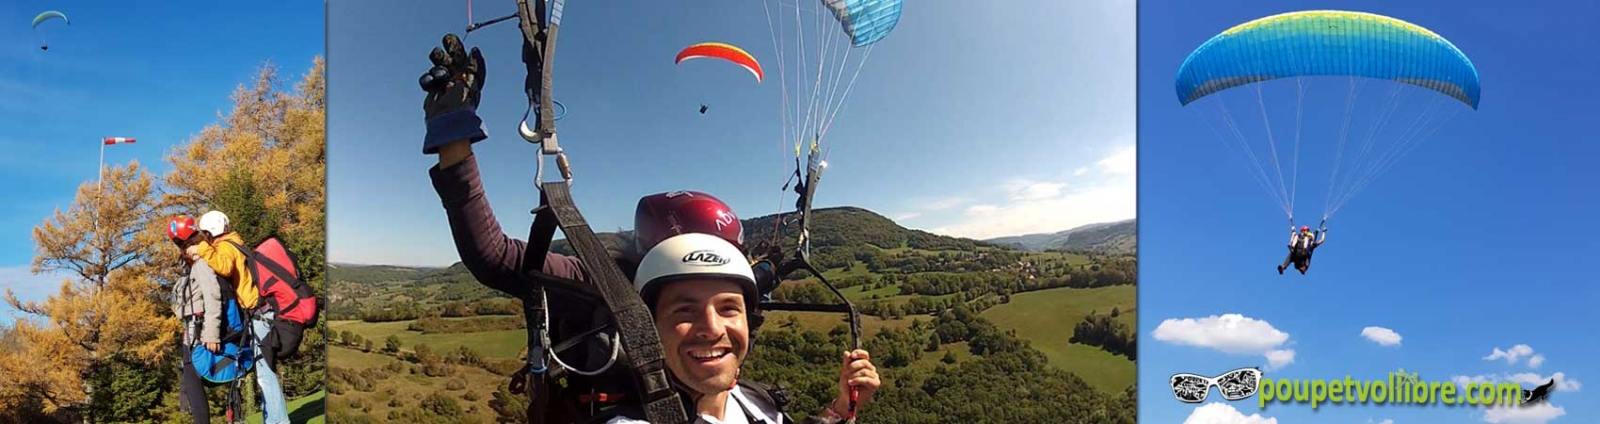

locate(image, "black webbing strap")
(520, 184), (558, 424)
(224, 241), (311, 318)
(527, 182), (688, 424)
(518, 0), (560, 145)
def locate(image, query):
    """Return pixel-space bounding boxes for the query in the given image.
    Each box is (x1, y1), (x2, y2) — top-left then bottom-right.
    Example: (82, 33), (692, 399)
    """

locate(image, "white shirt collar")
(697, 386), (780, 424)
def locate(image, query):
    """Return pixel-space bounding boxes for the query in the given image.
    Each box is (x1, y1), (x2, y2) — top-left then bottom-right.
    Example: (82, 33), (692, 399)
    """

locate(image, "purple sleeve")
(430, 154), (587, 294)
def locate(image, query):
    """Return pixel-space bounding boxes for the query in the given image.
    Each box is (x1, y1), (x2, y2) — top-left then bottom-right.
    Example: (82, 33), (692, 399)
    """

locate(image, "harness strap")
(222, 240), (310, 319)
(522, 178), (560, 424)
(538, 182), (688, 424)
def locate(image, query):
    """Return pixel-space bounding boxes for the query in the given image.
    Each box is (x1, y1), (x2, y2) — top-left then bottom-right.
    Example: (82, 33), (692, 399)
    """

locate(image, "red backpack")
(226, 238), (318, 325)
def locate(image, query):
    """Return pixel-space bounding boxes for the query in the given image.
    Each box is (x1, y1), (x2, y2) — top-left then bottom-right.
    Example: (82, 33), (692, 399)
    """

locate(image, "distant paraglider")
(32, 11), (69, 51)
(675, 42), (763, 82)
(676, 42), (762, 114)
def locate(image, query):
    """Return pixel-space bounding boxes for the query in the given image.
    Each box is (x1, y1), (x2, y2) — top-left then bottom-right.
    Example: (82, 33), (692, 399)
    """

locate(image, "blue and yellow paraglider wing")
(822, 0), (903, 47)
(1174, 10), (1481, 109)
(32, 11), (68, 28)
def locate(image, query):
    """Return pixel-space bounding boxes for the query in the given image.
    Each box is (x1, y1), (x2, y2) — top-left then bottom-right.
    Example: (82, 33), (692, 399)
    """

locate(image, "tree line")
(743, 303), (1136, 424)
(1069, 308), (1136, 360)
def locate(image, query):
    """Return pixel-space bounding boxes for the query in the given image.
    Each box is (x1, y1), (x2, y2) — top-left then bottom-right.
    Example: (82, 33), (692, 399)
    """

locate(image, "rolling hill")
(327, 206), (1139, 423)
(984, 219), (1137, 255)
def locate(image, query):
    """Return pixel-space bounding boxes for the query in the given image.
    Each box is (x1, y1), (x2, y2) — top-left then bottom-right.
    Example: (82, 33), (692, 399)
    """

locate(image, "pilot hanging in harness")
(1278, 225), (1327, 275)
(418, 31), (880, 424)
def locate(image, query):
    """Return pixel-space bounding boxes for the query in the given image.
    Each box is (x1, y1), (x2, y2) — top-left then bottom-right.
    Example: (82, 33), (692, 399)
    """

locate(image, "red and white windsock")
(103, 137), (136, 145)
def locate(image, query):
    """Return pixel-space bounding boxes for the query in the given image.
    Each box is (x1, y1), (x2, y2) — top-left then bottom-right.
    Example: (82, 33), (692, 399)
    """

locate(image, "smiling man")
(615, 233), (881, 424)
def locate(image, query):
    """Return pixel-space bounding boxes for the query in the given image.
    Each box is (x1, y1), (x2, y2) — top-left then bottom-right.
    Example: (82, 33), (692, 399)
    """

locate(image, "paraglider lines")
(1289, 77), (1306, 219)
(1200, 96), (1294, 219)
(1324, 76), (1367, 222)
(820, 46), (874, 156)
(1252, 83), (1295, 219)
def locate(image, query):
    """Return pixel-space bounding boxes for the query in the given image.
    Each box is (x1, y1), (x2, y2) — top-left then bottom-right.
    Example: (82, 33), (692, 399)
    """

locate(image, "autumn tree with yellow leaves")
(0, 57), (325, 424)
(0, 163), (180, 423)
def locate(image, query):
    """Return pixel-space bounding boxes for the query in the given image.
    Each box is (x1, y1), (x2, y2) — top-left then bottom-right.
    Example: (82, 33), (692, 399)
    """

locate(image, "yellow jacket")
(196, 232), (260, 310)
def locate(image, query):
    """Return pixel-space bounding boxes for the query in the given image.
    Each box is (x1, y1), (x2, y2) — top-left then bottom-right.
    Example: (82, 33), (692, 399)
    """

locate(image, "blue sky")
(326, 0), (1136, 266)
(0, 2), (324, 317)
(1138, 1), (1600, 424)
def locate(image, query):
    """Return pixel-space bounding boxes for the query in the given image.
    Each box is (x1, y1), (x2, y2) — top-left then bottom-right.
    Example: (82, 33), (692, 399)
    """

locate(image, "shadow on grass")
(289, 394), (324, 424)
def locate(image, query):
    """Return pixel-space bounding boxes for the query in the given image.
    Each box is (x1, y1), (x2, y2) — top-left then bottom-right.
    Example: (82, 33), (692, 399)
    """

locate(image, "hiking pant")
(1281, 248), (1313, 273)
(180, 353), (209, 424)
(253, 311), (290, 424)
(1280, 248), (1306, 269)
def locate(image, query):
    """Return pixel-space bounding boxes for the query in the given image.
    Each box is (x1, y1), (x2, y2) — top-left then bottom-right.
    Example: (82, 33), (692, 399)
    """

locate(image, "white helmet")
(633, 233), (757, 307)
(198, 210), (230, 237)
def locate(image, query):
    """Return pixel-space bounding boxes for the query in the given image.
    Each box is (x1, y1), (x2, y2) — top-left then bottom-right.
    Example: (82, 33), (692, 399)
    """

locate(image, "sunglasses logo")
(1171, 367), (1262, 403)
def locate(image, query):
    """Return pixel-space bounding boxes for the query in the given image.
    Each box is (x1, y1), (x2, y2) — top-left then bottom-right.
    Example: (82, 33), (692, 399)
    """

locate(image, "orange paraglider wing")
(675, 42), (763, 83)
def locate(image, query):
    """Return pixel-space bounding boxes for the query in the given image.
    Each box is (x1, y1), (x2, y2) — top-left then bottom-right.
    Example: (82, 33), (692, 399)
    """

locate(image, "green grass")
(981, 285), (1136, 393)
(1056, 253), (1095, 267)
(329, 320), (527, 360)
(764, 310), (913, 340)
(246, 389), (325, 424)
(329, 343), (405, 370)
(1115, 306), (1137, 329)
(840, 280), (905, 303)
(767, 287), (1138, 394)
(823, 261), (879, 280)
(908, 341), (975, 369)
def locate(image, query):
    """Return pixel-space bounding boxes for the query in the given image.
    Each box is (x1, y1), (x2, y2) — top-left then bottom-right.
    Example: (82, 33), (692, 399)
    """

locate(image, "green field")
(765, 284), (1136, 394)
(764, 309), (915, 341)
(329, 346), (507, 423)
(840, 278), (901, 300)
(246, 390), (326, 424)
(981, 285), (1136, 393)
(330, 318), (527, 360)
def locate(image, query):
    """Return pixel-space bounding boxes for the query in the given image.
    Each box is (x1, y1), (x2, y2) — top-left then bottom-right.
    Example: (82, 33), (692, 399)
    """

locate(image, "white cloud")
(1453, 372), (1581, 393)
(1482, 402), (1565, 424)
(1184, 401), (1280, 422)
(1484, 344), (1536, 365)
(1153, 314), (1297, 370)
(1506, 372), (1581, 392)
(965, 205), (999, 216)
(891, 196), (970, 227)
(1264, 349), (1296, 370)
(1153, 314), (1290, 354)
(1182, 402), (1277, 424)
(1366, 419), (1394, 424)
(928, 177), (1133, 239)
(921, 196), (972, 212)
(922, 141), (1135, 240)
(1098, 145), (1136, 175)
(1361, 326), (1403, 347)
(1003, 180), (1066, 201)
(1528, 355), (1545, 369)
(1454, 375), (1493, 388)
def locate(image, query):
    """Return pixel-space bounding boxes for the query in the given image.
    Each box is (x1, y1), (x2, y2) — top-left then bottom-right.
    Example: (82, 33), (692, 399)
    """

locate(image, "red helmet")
(634, 191), (744, 256)
(1301, 226), (1310, 232)
(168, 215), (199, 241)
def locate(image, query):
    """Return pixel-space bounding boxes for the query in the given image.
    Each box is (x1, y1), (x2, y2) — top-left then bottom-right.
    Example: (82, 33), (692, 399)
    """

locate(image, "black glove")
(420, 34), (489, 154)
